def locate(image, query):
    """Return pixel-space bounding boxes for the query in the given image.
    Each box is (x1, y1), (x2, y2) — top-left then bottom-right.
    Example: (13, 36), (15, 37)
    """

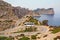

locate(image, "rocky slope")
(0, 0), (39, 31)
(0, 0), (18, 20)
(12, 7), (39, 18)
(0, 0), (18, 31)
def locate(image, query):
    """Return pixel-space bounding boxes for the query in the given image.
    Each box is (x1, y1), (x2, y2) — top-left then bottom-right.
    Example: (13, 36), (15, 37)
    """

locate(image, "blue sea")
(34, 13), (60, 26)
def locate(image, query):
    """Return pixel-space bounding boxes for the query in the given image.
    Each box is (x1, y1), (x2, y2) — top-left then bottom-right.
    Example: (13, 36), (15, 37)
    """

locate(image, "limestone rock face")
(0, 0), (3, 1)
(12, 7), (39, 18)
(34, 8), (54, 15)
(0, 0), (18, 31)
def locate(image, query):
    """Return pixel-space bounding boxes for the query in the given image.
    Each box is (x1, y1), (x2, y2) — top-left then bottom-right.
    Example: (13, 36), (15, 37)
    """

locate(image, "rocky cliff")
(12, 7), (39, 18)
(0, 0), (18, 31)
(34, 8), (54, 15)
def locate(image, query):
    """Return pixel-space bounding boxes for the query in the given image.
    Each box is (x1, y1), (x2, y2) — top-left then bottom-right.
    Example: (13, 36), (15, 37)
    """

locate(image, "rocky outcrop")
(34, 8), (54, 15)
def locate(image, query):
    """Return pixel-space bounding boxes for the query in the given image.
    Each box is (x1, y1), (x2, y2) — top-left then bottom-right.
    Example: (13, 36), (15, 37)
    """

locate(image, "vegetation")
(54, 36), (60, 40)
(20, 34), (25, 37)
(13, 31), (23, 33)
(0, 20), (15, 31)
(31, 35), (36, 39)
(29, 16), (38, 25)
(4, 20), (13, 22)
(25, 16), (49, 25)
(24, 27), (37, 32)
(0, 36), (14, 40)
(0, 15), (4, 18)
(18, 36), (30, 40)
(42, 20), (48, 25)
(26, 16), (41, 25)
(51, 27), (60, 34)
(13, 27), (37, 33)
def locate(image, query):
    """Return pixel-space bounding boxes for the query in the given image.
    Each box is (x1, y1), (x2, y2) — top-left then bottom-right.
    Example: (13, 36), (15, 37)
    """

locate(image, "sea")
(34, 13), (60, 26)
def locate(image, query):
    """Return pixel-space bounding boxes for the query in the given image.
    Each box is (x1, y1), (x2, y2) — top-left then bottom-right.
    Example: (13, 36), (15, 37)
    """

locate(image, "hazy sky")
(4, 0), (60, 13)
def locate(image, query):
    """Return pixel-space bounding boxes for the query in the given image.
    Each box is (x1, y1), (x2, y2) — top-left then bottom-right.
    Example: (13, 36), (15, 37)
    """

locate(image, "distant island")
(34, 8), (54, 15)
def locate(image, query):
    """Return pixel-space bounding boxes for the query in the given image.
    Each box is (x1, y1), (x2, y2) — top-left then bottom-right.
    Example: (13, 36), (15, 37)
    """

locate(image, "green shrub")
(24, 27), (37, 32)
(19, 36), (30, 40)
(0, 36), (13, 40)
(52, 27), (60, 34)
(31, 35), (36, 39)
(42, 20), (48, 25)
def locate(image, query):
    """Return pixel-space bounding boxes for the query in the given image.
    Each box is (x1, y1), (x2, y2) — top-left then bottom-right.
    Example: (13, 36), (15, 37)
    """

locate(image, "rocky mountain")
(0, 0), (19, 31)
(12, 7), (39, 18)
(12, 7), (29, 18)
(0, 0), (39, 31)
(34, 8), (54, 15)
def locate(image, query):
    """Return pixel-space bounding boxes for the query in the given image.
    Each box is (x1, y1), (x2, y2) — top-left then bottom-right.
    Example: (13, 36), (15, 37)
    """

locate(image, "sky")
(4, 0), (60, 13)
